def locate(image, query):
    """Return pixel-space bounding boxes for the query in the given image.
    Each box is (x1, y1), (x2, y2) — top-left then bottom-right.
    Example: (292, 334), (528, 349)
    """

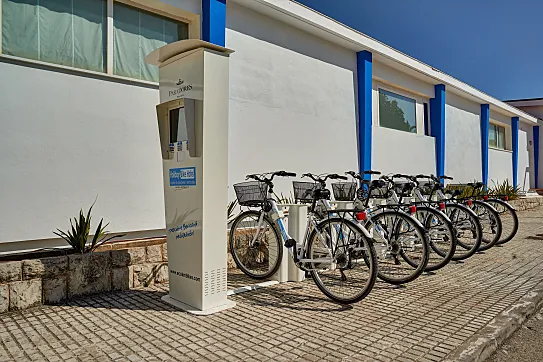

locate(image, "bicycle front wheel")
(471, 200), (502, 251)
(306, 217), (377, 304)
(229, 210), (283, 279)
(486, 199), (518, 245)
(414, 206), (456, 272)
(365, 210), (429, 285)
(444, 204), (482, 260)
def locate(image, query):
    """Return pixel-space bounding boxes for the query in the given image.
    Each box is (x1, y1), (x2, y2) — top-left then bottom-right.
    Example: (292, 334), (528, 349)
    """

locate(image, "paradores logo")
(169, 79), (193, 97)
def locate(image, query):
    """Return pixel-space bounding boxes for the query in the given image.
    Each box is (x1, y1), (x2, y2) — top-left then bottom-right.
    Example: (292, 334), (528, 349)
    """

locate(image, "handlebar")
(245, 171), (296, 183)
(302, 173), (347, 184)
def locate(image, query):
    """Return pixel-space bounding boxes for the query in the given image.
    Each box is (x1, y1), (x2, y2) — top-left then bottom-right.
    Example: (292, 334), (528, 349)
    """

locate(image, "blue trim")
(202, 0), (226, 46)
(534, 126), (540, 189)
(430, 84), (446, 178)
(356, 51), (373, 180)
(512, 117), (519, 187)
(480, 104), (490, 186)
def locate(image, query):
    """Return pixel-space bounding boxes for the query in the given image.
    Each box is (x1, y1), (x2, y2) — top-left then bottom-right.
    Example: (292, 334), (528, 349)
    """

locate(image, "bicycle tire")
(306, 217), (377, 304)
(229, 210), (283, 279)
(471, 200), (502, 251)
(364, 210), (429, 285)
(486, 199), (519, 245)
(414, 206), (456, 272)
(445, 204), (482, 260)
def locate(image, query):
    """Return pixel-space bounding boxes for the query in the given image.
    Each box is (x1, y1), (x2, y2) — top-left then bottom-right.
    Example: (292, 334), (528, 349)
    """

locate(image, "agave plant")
(227, 199), (239, 223)
(53, 203), (125, 253)
(274, 191), (295, 204)
(488, 179), (520, 200)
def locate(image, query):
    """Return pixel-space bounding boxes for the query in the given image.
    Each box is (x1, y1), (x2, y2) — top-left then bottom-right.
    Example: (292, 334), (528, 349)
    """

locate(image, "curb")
(444, 280), (543, 362)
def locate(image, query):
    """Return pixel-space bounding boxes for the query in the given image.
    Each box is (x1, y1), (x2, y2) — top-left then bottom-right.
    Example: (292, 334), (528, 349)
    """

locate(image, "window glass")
(113, 2), (189, 82)
(2, 0), (106, 72)
(379, 89), (417, 133)
(489, 123), (506, 149)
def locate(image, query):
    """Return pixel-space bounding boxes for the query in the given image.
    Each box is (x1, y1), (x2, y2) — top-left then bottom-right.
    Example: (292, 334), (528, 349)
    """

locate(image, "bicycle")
(328, 170), (430, 284)
(414, 175), (483, 259)
(384, 173), (457, 272)
(229, 171), (378, 304)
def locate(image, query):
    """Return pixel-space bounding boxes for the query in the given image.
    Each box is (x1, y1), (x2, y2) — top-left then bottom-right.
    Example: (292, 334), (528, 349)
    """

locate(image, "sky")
(297, 0), (541, 101)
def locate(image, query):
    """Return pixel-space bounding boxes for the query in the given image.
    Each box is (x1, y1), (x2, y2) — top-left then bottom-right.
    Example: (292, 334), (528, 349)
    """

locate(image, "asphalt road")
(487, 310), (543, 362)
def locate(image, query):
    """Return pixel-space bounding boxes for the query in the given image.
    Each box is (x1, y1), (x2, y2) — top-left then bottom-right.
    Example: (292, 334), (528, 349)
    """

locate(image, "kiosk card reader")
(146, 40), (235, 315)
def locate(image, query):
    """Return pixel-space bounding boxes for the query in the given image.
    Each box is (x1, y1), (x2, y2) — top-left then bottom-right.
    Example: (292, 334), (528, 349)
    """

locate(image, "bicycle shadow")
(231, 283), (353, 312)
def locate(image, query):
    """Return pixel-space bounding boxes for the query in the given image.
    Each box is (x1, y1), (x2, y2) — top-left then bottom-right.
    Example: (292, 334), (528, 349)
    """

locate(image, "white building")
(0, 0), (538, 253)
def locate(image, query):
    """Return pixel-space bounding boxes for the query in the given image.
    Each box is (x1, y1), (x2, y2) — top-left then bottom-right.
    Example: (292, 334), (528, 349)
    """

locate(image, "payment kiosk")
(145, 40), (235, 315)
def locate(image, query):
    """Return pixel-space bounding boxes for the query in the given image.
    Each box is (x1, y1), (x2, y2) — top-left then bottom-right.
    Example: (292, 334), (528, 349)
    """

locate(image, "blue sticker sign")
(169, 167), (196, 187)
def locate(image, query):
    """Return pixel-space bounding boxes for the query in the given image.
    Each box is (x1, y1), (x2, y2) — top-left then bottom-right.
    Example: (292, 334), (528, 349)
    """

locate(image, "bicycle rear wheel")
(365, 210), (429, 285)
(229, 210), (283, 279)
(444, 204), (482, 260)
(306, 217), (377, 304)
(471, 200), (502, 251)
(414, 206), (456, 272)
(486, 199), (518, 245)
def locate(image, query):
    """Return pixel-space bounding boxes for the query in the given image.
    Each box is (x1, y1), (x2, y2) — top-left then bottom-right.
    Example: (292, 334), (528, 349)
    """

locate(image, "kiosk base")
(161, 295), (236, 315)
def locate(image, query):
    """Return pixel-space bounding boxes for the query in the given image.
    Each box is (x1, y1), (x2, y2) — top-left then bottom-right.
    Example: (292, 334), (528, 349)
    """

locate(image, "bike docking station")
(145, 40), (236, 315)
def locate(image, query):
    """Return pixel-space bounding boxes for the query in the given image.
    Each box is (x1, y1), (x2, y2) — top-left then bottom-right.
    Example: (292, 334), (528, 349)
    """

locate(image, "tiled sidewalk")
(2, 208), (543, 362)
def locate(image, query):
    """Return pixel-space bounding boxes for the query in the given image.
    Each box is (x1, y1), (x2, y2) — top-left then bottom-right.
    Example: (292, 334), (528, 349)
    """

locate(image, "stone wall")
(0, 241), (168, 314)
(510, 197), (543, 211)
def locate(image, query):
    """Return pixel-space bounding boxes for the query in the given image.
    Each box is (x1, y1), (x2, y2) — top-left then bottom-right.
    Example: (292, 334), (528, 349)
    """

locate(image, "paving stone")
(9, 279), (41, 310)
(22, 257), (68, 280)
(0, 261), (21, 283)
(43, 277), (67, 304)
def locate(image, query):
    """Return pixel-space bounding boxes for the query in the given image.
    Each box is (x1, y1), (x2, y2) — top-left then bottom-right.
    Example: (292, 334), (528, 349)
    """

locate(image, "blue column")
(202, 0), (227, 46)
(480, 104), (490, 186)
(534, 126), (540, 188)
(430, 84), (446, 178)
(512, 117), (519, 187)
(356, 50), (373, 180)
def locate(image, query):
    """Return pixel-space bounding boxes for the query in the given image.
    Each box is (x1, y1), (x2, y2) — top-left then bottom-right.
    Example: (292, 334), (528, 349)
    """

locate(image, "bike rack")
(272, 204), (306, 283)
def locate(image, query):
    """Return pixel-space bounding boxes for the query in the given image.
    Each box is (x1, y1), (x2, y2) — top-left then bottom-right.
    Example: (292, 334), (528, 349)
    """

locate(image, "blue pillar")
(534, 126), (540, 189)
(430, 84), (446, 178)
(356, 50), (373, 180)
(512, 117), (519, 187)
(202, 0), (226, 46)
(480, 104), (490, 186)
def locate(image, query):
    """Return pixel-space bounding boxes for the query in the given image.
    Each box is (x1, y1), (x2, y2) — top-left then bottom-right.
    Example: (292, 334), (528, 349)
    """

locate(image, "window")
(1, 0), (190, 81)
(113, 2), (188, 82)
(378, 89), (417, 134)
(489, 123), (506, 150)
(2, 0), (107, 72)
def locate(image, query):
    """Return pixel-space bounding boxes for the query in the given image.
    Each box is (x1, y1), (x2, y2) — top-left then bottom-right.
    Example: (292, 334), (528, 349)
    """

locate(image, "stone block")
(43, 277), (66, 304)
(156, 264), (169, 284)
(146, 245), (162, 263)
(0, 284), (8, 313)
(132, 263), (166, 288)
(126, 247), (146, 265)
(9, 279), (42, 311)
(111, 250), (131, 268)
(112, 268), (131, 291)
(22, 256), (68, 280)
(0, 261), (21, 283)
(68, 252), (111, 298)
(162, 243), (168, 261)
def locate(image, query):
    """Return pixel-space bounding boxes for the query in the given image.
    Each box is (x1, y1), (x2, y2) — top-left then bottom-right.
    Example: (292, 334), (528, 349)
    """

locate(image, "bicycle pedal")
(284, 239), (296, 248)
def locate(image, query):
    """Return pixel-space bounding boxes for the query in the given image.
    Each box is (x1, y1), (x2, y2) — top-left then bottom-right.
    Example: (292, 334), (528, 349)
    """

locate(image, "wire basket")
(331, 182), (357, 201)
(418, 180), (438, 196)
(293, 181), (319, 203)
(233, 181), (268, 207)
(393, 180), (414, 198)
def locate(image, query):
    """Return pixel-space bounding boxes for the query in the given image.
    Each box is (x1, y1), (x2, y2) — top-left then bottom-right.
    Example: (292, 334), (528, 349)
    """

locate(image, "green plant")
(488, 179), (520, 200)
(53, 203), (125, 253)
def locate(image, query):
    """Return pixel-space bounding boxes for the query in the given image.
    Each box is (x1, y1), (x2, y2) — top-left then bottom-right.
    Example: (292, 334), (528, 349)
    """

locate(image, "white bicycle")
(229, 171), (378, 304)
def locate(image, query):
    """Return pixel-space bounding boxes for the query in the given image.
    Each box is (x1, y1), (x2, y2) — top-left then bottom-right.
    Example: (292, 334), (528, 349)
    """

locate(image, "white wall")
(372, 127), (436, 176)
(226, 3), (359, 197)
(0, 61), (165, 246)
(488, 148), (513, 186)
(445, 93), (482, 182)
(518, 127), (530, 190)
